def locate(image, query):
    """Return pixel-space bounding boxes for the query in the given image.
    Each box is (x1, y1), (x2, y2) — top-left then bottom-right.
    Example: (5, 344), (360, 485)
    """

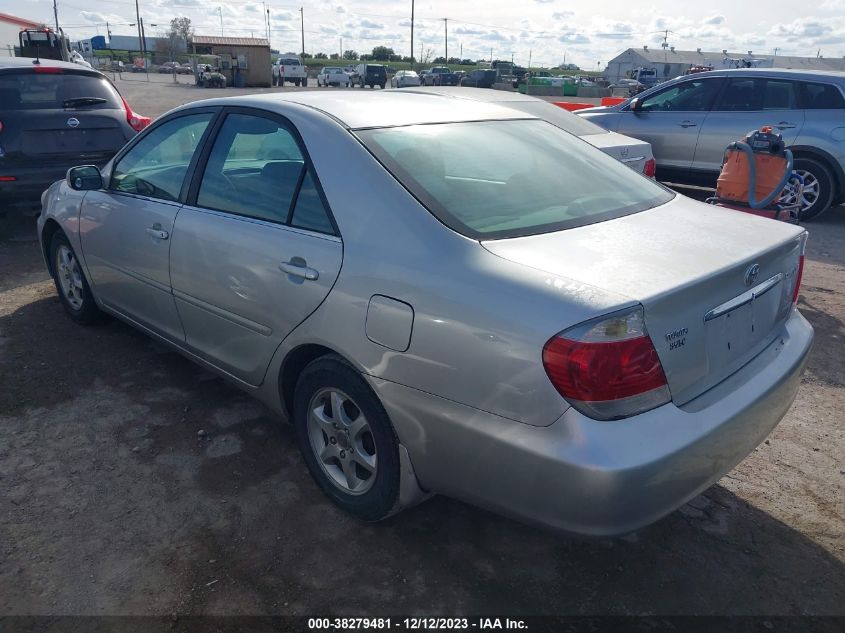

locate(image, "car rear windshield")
(0, 71), (122, 111)
(357, 119), (673, 240)
(367, 65), (386, 75)
(506, 100), (609, 136)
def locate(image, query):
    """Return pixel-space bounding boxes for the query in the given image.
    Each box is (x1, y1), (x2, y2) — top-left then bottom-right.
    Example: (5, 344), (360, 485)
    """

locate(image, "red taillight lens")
(643, 158), (656, 178)
(0, 120), (4, 134)
(792, 255), (804, 306)
(120, 96), (151, 132)
(542, 307), (670, 420)
(33, 66), (62, 74)
(0, 176), (17, 182)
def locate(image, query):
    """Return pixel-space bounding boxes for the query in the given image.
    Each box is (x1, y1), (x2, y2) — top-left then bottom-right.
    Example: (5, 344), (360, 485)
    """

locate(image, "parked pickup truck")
(272, 57), (308, 86)
(422, 66), (461, 86)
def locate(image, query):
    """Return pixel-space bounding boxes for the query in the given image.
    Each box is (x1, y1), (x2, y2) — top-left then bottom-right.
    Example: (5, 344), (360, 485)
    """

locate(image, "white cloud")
(360, 19), (384, 29)
(704, 14), (726, 25)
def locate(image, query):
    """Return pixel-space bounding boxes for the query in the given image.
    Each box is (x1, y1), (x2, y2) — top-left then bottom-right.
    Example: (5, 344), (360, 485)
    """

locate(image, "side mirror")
(67, 165), (102, 191)
(630, 97), (642, 112)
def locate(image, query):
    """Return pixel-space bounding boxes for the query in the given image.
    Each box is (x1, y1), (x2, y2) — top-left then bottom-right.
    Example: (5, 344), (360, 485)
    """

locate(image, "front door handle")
(145, 226), (169, 240)
(279, 259), (319, 281)
(776, 121), (796, 129)
(679, 120), (697, 128)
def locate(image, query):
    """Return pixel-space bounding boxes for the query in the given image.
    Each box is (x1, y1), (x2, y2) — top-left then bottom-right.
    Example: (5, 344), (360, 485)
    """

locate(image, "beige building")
(191, 35), (271, 87)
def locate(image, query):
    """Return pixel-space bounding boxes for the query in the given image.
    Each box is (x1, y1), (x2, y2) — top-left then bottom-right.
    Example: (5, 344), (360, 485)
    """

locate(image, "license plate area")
(705, 273), (785, 370)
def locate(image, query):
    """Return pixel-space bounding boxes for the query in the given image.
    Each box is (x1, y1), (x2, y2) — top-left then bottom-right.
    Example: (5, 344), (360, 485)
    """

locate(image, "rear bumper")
(0, 165), (69, 211)
(375, 310), (813, 535)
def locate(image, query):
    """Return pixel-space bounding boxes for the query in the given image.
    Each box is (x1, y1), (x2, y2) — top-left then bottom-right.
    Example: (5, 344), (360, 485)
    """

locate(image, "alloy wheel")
(56, 244), (84, 310)
(307, 388), (377, 495)
(780, 169), (820, 213)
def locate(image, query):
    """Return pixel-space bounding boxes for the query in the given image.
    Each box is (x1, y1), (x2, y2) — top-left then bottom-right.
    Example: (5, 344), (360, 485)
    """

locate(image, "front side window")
(111, 112), (213, 201)
(639, 78), (721, 112)
(358, 120), (673, 240)
(196, 113), (335, 234)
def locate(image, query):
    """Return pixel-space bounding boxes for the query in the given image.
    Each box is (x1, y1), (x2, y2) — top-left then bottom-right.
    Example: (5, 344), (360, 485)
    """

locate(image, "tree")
(421, 48), (435, 64)
(447, 57), (461, 65)
(371, 45), (394, 61)
(169, 16), (193, 42)
(433, 56), (446, 64)
(342, 49), (359, 60)
(329, 53), (339, 60)
(314, 52), (328, 59)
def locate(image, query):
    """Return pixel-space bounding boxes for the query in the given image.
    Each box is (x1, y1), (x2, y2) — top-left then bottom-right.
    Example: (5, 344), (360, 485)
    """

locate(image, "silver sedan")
(38, 91), (813, 535)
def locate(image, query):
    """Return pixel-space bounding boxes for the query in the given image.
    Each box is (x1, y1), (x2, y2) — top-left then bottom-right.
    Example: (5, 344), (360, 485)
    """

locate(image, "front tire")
(294, 355), (400, 521)
(50, 232), (104, 325)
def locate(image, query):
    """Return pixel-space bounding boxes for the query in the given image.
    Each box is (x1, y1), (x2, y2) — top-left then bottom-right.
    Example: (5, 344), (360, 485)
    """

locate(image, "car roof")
(670, 67), (845, 81)
(191, 90), (535, 129)
(0, 57), (103, 74)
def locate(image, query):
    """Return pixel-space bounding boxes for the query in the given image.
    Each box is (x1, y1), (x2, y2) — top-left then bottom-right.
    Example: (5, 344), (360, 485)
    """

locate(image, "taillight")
(120, 96), (151, 132)
(33, 66), (62, 74)
(643, 158), (656, 178)
(542, 307), (670, 420)
(791, 232), (808, 307)
(0, 120), (4, 134)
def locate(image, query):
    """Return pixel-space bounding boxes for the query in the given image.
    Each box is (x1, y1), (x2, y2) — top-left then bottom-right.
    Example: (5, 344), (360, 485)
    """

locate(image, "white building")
(0, 11), (41, 57)
(604, 46), (845, 83)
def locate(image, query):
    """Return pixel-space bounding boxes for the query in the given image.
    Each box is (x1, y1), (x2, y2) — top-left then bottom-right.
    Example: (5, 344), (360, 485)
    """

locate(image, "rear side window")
(713, 78), (798, 111)
(196, 112), (335, 234)
(0, 72), (122, 110)
(800, 82), (845, 109)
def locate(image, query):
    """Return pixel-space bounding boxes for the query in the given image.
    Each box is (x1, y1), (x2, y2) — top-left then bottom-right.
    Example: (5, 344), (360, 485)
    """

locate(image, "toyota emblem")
(744, 263), (760, 287)
(66, 117), (80, 128)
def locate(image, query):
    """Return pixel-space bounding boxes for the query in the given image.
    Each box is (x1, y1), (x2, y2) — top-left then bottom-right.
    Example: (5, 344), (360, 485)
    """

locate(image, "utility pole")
(528, 49), (531, 70)
(52, 0), (59, 32)
(218, 7), (223, 37)
(135, 0), (143, 60)
(299, 7), (305, 62)
(459, 42), (462, 60)
(410, 0), (414, 66)
(443, 18), (448, 62)
(340, 37), (342, 59)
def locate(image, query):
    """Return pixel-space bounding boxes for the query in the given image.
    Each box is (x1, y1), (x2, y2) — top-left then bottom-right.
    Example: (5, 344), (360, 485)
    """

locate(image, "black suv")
(461, 69), (497, 88)
(355, 63), (387, 89)
(0, 58), (148, 213)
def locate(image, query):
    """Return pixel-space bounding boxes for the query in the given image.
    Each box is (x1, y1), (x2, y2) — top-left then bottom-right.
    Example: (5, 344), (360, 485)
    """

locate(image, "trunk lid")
(581, 131), (652, 175)
(482, 195), (805, 405)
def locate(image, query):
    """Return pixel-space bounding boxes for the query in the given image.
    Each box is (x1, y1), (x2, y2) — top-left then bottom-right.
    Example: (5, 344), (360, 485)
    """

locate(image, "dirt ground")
(0, 76), (843, 617)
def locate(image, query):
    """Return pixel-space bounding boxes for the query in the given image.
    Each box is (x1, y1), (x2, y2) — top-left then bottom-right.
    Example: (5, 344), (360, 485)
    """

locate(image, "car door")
(170, 108), (343, 386)
(616, 77), (723, 180)
(693, 76), (806, 175)
(80, 110), (216, 341)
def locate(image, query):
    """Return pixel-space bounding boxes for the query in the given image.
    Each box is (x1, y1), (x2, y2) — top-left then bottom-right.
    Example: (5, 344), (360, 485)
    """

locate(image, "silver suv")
(578, 68), (845, 220)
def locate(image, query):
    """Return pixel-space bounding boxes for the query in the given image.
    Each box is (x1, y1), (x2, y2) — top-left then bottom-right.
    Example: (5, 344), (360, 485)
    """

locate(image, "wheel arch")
(40, 218), (63, 276)
(278, 343), (348, 420)
(789, 145), (843, 201)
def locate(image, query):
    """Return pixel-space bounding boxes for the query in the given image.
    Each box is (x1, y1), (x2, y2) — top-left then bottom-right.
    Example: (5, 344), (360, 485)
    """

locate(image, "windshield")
(357, 120), (673, 240)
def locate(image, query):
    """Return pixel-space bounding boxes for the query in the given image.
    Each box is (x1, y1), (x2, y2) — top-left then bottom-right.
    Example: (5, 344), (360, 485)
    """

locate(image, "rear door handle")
(776, 121), (796, 129)
(679, 120), (697, 128)
(145, 227), (169, 240)
(279, 259), (319, 281)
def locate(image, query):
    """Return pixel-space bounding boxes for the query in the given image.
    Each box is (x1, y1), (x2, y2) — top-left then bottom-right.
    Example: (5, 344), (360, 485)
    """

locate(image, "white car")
(401, 87), (657, 177)
(317, 67), (350, 87)
(390, 70), (421, 88)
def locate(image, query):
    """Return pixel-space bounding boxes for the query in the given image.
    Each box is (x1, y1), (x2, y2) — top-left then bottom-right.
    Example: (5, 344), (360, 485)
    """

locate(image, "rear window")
(357, 120), (673, 240)
(367, 65), (386, 75)
(0, 71), (122, 111)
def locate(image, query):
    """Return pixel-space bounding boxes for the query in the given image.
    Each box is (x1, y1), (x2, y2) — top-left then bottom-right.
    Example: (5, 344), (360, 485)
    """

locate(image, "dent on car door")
(170, 110), (343, 386)
(693, 77), (806, 174)
(79, 111), (215, 341)
(617, 77), (722, 178)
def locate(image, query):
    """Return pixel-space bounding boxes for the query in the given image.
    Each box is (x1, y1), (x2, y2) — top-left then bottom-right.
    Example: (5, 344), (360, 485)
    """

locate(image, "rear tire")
(49, 232), (104, 325)
(294, 355), (400, 521)
(786, 157), (835, 222)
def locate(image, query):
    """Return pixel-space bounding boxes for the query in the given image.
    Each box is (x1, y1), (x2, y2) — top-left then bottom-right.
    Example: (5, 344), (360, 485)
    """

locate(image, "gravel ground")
(0, 76), (842, 617)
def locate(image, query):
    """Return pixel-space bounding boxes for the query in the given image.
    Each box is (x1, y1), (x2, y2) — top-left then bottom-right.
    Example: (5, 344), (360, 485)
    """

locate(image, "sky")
(6, 0), (845, 69)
